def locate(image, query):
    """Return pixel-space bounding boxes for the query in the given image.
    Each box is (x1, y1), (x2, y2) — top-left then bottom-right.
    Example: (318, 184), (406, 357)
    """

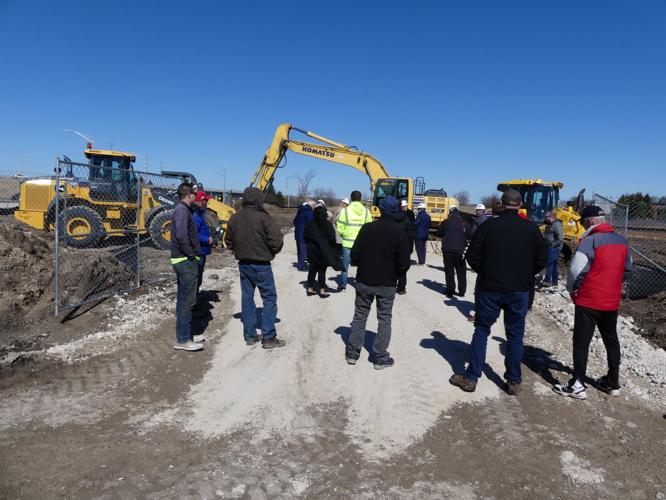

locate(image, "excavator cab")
(372, 177), (411, 208)
(85, 148), (137, 203)
(497, 179), (562, 225)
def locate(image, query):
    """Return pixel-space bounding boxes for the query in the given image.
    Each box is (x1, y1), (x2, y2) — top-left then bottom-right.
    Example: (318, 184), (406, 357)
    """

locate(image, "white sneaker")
(174, 341), (204, 352)
(193, 334), (206, 343)
(552, 379), (587, 399)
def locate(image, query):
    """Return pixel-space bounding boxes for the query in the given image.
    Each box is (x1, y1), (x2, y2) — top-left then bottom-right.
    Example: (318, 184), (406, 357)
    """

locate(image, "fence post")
(135, 175), (142, 288)
(54, 157), (60, 317)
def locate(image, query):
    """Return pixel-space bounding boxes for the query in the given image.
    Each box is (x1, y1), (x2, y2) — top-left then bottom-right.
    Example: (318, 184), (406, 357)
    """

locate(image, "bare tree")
(312, 187), (337, 207)
(296, 169), (316, 201)
(480, 193), (500, 211)
(453, 190), (471, 206)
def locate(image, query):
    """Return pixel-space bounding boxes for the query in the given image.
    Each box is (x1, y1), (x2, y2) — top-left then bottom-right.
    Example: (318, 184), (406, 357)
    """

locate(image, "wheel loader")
(14, 146), (235, 249)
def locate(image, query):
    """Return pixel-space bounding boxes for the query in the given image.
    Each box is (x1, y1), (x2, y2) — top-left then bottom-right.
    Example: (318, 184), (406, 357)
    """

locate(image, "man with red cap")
(192, 190), (214, 294)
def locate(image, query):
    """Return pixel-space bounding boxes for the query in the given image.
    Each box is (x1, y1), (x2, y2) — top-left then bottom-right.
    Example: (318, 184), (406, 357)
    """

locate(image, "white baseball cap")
(341, 198), (350, 205)
(475, 203), (486, 210)
(417, 203), (427, 209)
(449, 205), (458, 212)
(400, 199), (408, 207)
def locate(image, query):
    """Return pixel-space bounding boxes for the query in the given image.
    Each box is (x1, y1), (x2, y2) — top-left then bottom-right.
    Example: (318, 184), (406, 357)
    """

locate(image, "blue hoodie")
(293, 203), (314, 242)
(414, 210), (431, 240)
(192, 206), (212, 255)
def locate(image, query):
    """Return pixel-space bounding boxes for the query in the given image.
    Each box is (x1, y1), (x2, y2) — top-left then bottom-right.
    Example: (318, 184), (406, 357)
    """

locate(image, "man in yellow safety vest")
(335, 190), (372, 291)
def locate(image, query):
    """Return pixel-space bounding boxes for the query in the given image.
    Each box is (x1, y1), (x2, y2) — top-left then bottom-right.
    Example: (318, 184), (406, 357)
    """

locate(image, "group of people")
(169, 183), (632, 399)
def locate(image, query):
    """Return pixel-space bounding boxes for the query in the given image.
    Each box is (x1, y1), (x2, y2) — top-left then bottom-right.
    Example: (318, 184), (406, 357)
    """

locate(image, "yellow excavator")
(497, 179), (586, 259)
(251, 124), (458, 226)
(14, 145), (235, 249)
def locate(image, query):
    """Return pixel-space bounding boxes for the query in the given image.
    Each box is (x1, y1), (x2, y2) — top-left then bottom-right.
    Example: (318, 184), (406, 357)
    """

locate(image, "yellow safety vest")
(336, 203), (372, 249)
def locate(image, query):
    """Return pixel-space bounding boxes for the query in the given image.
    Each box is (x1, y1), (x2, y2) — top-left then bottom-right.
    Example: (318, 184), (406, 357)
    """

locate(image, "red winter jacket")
(566, 223), (632, 311)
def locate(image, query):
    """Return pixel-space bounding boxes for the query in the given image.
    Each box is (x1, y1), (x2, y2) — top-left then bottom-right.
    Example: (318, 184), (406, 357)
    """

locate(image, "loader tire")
(149, 209), (173, 250)
(58, 206), (105, 248)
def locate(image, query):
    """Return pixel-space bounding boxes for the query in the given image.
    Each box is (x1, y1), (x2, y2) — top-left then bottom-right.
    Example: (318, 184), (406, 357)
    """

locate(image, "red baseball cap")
(194, 191), (211, 202)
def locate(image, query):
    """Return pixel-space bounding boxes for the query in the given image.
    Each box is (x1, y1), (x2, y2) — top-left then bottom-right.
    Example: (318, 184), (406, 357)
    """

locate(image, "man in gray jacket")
(170, 183), (205, 351)
(225, 187), (286, 348)
(542, 211), (564, 286)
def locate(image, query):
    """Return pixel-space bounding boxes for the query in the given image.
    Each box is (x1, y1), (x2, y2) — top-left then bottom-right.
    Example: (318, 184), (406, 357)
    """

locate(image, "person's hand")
(208, 236), (214, 245)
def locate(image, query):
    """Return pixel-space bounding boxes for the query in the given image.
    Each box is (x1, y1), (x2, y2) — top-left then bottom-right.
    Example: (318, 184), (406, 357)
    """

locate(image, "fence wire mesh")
(594, 193), (666, 298)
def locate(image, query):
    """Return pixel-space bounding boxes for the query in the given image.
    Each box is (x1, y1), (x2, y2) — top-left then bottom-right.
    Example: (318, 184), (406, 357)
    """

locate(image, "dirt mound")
(621, 292), (666, 350)
(0, 218), (133, 333)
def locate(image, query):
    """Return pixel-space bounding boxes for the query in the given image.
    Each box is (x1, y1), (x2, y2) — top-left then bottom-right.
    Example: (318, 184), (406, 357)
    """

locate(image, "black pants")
(307, 265), (327, 289)
(443, 252), (466, 295)
(573, 305), (621, 388)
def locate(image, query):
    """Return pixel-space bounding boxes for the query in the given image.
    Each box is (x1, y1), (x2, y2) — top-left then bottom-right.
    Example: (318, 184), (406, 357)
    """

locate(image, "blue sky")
(1, 1), (664, 202)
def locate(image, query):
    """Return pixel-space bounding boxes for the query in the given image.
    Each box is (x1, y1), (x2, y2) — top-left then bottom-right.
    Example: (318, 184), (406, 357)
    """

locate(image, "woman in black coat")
(304, 205), (341, 297)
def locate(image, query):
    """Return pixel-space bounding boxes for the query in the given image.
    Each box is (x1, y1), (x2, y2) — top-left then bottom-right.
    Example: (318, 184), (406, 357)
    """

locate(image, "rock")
(209, 273), (219, 280)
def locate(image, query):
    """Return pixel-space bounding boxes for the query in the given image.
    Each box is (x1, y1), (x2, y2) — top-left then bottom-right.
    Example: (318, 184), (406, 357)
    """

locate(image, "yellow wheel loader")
(14, 146), (234, 249)
(252, 124), (458, 228)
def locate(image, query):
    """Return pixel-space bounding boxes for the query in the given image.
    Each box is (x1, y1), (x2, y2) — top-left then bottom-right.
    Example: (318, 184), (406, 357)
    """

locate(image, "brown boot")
(506, 381), (522, 396)
(449, 374), (476, 392)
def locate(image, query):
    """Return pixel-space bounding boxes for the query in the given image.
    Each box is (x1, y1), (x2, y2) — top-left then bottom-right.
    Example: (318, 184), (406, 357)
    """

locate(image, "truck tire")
(149, 209), (174, 250)
(58, 206), (105, 248)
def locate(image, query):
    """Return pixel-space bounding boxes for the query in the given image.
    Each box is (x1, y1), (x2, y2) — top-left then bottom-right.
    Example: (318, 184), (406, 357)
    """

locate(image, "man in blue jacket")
(170, 183), (205, 352)
(293, 200), (315, 271)
(192, 190), (213, 293)
(413, 203), (431, 265)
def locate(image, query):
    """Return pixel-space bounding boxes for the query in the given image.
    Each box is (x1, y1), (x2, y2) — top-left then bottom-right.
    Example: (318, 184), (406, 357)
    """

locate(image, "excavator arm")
(250, 124), (390, 193)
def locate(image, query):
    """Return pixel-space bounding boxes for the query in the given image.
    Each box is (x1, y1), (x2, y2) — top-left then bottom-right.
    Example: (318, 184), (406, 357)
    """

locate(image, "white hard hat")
(341, 198), (350, 205)
(449, 205), (458, 212)
(417, 203), (427, 209)
(476, 203), (486, 210)
(400, 199), (408, 207)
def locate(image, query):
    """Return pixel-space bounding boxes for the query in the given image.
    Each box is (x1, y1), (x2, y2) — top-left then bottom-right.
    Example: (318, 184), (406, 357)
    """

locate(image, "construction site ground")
(1, 215), (666, 498)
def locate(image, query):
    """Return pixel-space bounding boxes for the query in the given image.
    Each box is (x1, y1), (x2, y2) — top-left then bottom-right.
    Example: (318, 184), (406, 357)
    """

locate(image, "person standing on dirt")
(472, 203), (490, 237)
(293, 200), (315, 271)
(413, 203), (431, 265)
(542, 211), (564, 287)
(436, 206), (471, 298)
(396, 199), (416, 295)
(333, 198), (350, 246)
(225, 187), (286, 349)
(553, 205), (632, 400)
(192, 190), (214, 294)
(336, 190), (372, 291)
(449, 189), (548, 395)
(345, 195), (410, 369)
(170, 183), (205, 352)
(304, 205), (343, 297)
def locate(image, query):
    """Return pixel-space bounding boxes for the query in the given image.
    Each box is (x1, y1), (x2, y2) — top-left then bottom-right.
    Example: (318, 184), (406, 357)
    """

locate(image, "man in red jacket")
(553, 206), (632, 400)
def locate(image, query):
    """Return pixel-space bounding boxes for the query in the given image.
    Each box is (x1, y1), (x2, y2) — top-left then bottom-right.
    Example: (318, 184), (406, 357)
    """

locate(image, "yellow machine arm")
(250, 124), (391, 193)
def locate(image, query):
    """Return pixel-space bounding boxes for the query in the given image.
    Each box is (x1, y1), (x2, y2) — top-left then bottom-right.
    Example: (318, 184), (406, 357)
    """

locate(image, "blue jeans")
(239, 263), (278, 341)
(414, 239), (427, 264)
(339, 247), (352, 287)
(545, 247), (559, 284)
(197, 254), (207, 292)
(465, 291), (529, 383)
(173, 260), (199, 344)
(296, 240), (308, 270)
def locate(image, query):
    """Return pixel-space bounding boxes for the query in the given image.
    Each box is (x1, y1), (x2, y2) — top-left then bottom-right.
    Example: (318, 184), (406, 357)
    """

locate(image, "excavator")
(250, 124), (458, 227)
(496, 179), (586, 259)
(14, 144), (235, 249)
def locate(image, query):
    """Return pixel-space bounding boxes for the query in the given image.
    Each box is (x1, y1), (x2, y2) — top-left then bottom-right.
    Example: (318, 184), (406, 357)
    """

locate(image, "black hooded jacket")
(436, 211), (470, 254)
(351, 211), (411, 287)
(224, 187), (284, 263)
(304, 218), (343, 271)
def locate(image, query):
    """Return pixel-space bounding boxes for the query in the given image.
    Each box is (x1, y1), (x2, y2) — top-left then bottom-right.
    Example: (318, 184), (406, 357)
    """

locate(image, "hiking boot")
(193, 334), (206, 343)
(449, 374), (476, 392)
(374, 356), (395, 370)
(245, 336), (261, 346)
(552, 379), (587, 400)
(174, 341), (204, 352)
(262, 337), (286, 349)
(345, 345), (361, 365)
(506, 381), (522, 396)
(595, 376), (621, 397)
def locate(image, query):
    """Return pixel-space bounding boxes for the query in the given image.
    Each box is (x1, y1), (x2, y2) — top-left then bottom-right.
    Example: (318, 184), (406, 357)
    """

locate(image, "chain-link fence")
(594, 193), (666, 298)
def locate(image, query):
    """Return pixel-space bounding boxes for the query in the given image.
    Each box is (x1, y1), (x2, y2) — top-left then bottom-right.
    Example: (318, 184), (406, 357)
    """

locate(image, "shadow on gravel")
(421, 331), (504, 391)
(444, 298), (474, 319)
(427, 264), (446, 272)
(192, 290), (222, 336)
(334, 326), (376, 361)
(492, 336), (572, 385)
(418, 278), (447, 295)
(232, 307), (281, 325)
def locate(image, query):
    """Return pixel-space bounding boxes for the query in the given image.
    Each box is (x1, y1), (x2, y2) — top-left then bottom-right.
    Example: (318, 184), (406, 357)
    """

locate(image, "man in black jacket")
(450, 189), (548, 395)
(225, 187), (286, 349)
(170, 183), (205, 352)
(436, 206), (470, 297)
(345, 196), (410, 369)
(396, 199), (415, 294)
